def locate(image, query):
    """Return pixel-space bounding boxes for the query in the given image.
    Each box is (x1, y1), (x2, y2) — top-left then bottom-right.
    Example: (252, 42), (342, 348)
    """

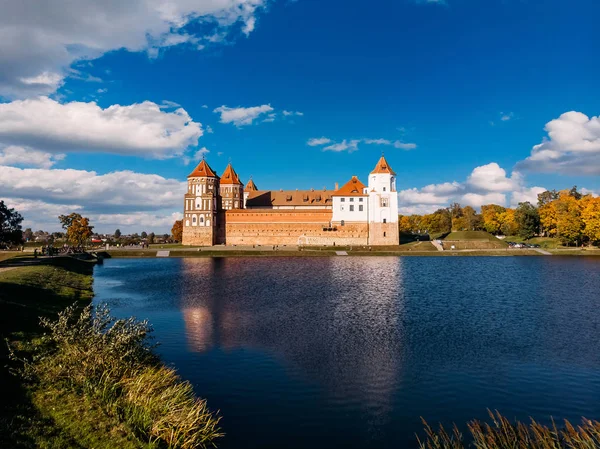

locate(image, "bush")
(418, 410), (600, 449)
(19, 304), (222, 449)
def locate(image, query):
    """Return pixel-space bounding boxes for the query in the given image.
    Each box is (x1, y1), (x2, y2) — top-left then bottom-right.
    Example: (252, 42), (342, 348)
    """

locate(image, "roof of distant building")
(188, 159), (218, 178)
(245, 189), (333, 207)
(332, 175), (367, 196)
(220, 163), (243, 185)
(370, 155), (396, 175)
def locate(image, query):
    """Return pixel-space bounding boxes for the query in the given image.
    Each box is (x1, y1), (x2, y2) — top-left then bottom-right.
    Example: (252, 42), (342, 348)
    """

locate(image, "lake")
(93, 256), (600, 449)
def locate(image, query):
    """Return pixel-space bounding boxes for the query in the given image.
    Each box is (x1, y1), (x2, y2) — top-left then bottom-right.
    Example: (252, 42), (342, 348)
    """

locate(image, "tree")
(568, 186), (582, 200)
(171, 220), (183, 242)
(0, 201), (24, 247)
(141, 231), (148, 239)
(114, 229), (121, 239)
(582, 196), (600, 244)
(554, 191), (583, 245)
(398, 215), (412, 233)
(481, 204), (506, 235)
(539, 201), (557, 237)
(148, 232), (156, 244)
(59, 213), (94, 247)
(498, 209), (518, 236)
(462, 206), (481, 231)
(537, 189), (558, 207)
(23, 228), (33, 241)
(514, 202), (540, 239)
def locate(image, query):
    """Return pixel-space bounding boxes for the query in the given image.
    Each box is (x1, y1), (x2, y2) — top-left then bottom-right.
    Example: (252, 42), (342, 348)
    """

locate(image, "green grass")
(442, 231), (508, 250)
(0, 257), (221, 449)
(445, 231), (504, 241)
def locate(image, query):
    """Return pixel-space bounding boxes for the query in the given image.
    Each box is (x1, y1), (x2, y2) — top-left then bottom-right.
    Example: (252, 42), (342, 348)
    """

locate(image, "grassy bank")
(0, 256), (221, 448)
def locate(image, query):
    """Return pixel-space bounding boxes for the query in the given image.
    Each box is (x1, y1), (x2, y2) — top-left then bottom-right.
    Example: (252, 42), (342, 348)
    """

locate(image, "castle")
(182, 155), (399, 246)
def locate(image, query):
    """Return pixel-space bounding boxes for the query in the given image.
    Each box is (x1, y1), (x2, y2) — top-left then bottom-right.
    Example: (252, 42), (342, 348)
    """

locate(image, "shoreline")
(101, 248), (600, 258)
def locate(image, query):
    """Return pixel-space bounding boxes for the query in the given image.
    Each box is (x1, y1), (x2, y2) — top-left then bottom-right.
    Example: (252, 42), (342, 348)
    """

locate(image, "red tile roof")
(220, 163), (243, 185)
(246, 189), (333, 207)
(188, 159), (218, 178)
(333, 176), (367, 196)
(370, 155), (396, 175)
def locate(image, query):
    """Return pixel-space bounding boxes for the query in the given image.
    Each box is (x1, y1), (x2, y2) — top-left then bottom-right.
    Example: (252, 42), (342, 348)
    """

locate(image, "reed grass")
(418, 410), (600, 449)
(17, 303), (222, 449)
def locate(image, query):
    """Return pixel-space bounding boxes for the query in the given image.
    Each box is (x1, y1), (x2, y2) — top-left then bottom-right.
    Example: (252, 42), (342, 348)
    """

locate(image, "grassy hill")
(442, 231), (508, 249)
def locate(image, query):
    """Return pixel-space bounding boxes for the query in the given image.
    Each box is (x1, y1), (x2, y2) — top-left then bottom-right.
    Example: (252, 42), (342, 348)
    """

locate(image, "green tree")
(59, 213), (94, 247)
(0, 201), (24, 247)
(514, 202), (540, 239)
(114, 228), (121, 239)
(481, 204), (506, 235)
(141, 231), (148, 239)
(537, 189), (558, 207)
(148, 232), (156, 244)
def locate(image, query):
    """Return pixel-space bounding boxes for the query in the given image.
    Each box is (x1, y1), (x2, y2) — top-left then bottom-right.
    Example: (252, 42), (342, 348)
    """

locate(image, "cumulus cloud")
(0, 97), (202, 158)
(0, 0), (272, 98)
(183, 147), (210, 165)
(282, 110), (303, 117)
(0, 165), (187, 232)
(516, 111), (600, 175)
(214, 104), (274, 127)
(0, 146), (65, 169)
(398, 162), (547, 214)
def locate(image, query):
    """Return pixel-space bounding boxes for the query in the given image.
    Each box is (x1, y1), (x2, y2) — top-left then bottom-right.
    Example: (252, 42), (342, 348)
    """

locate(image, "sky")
(0, 0), (598, 233)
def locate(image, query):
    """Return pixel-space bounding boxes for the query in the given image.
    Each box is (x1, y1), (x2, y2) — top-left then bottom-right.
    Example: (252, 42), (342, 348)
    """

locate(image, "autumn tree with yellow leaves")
(58, 213), (94, 247)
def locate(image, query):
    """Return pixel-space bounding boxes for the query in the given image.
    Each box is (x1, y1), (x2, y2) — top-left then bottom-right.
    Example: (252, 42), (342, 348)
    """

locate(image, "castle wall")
(182, 227), (214, 246)
(368, 222), (400, 245)
(222, 210), (369, 246)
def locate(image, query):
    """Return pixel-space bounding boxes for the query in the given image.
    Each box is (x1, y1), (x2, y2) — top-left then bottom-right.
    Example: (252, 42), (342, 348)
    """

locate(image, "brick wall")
(368, 222), (400, 245)
(182, 227), (214, 246)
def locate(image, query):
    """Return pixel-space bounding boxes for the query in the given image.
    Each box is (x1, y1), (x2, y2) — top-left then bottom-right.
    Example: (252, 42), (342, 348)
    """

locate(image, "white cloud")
(214, 104), (274, 127)
(307, 137), (333, 146)
(516, 111), (600, 175)
(393, 141), (417, 150)
(323, 139), (360, 153)
(364, 138), (391, 145)
(206, 125), (214, 134)
(183, 147), (210, 165)
(313, 137), (417, 151)
(0, 0), (272, 98)
(0, 145), (65, 169)
(0, 97), (202, 158)
(466, 163), (516, 192)
(282, 110), (303, 117)
(398, 162), (547, 214)
(0, 165), (187, 232)
(500, 112), (514, 122)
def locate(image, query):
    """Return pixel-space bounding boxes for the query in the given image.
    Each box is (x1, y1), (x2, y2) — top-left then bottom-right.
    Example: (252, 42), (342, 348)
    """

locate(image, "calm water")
(93, 256), (600, 449)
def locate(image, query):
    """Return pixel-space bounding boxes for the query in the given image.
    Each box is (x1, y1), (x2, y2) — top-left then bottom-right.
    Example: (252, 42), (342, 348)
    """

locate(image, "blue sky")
(0, 0), (598, 232)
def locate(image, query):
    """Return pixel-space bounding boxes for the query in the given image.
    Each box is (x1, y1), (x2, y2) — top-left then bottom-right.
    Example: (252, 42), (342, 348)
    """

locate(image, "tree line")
(399, 187), (600, 246)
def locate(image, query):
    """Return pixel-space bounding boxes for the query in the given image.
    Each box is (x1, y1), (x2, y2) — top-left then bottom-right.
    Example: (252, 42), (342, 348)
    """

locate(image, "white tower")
(367, 155), (399, 245)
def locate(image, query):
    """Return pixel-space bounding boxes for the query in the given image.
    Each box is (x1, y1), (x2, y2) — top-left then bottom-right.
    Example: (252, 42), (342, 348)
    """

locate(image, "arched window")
(200, 216), (204, 223)
(192, 216), (197, 224)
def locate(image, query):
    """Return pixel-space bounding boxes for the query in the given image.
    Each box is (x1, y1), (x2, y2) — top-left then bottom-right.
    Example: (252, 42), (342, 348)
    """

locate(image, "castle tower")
(182, 159), (220, 246)
(219, 163), (244, 210)
(243, 177), (258, 208)
(367, 155), (399, 245)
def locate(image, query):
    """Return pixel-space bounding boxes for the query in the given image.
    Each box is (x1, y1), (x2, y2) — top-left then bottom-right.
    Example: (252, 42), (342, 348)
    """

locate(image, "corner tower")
(367, 155), (399, 245)
(219, 163), (244, 210)
(182, 159), (219, 246)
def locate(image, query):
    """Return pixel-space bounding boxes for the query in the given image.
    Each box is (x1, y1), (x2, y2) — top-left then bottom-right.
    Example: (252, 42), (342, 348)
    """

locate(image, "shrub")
(20, 304), (222, 449)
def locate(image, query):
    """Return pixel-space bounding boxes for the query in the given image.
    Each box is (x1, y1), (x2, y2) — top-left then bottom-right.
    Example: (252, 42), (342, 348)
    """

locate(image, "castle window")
(359, 205), (363, 212)
(349, 205), (354, 212)
(383, 218), (387, 223)
(286, 195), (292, 201)
(381, 198), (389, 207)
(384, 232), (387, 237)
(192, 216), (196, 223)
(383, 187), (386, 192)
(349, 198), (354, 202)
(340, 198), (345, 202)
(340, 205), (344, 211)
(200, 217), (204, 223)
(359, 198), (363, 202)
